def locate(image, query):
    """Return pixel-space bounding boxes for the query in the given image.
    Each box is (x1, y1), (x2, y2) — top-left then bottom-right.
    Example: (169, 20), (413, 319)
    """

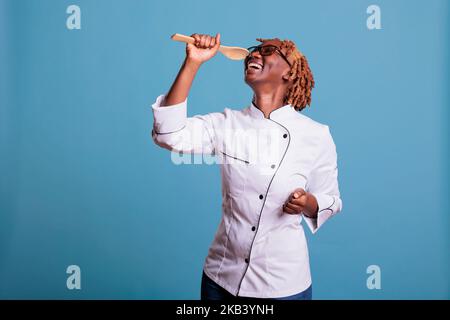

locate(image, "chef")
(151, 33), (343, 300)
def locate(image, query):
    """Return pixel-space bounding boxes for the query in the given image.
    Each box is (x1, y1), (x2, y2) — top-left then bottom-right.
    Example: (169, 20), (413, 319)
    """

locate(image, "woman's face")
(244, 39), (292, 88)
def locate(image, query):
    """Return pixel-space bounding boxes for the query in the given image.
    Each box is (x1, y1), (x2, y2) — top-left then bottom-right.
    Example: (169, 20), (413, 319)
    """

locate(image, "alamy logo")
(66, 265), (81, 290)
(164, 127), (284, 172)
(66, 5), (81, 30)
(366, 265), (381, 290)
(367, 5), (382, 30)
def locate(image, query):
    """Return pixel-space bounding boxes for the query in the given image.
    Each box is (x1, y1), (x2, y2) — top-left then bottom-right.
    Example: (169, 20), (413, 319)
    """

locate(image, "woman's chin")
(244, 69), (262, 83)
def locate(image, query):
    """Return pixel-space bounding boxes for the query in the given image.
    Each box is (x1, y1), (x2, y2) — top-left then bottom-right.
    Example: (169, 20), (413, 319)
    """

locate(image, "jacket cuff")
(151, 94), (187, 134)
(303, 193), (336, 234)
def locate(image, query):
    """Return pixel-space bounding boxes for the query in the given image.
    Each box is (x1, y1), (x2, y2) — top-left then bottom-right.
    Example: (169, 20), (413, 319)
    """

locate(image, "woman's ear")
(282, 69), (292, 82)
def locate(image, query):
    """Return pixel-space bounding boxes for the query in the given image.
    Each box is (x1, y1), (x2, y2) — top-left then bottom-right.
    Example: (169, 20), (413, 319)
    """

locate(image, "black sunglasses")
(246, 45), (291, 67)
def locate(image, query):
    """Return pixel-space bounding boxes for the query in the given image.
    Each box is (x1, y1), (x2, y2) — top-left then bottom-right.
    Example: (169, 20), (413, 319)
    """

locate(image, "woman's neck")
(252, 89), (287, 118)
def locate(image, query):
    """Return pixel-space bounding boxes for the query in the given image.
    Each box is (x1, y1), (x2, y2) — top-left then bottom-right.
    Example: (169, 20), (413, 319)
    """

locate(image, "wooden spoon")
(171, 33), (249, 61)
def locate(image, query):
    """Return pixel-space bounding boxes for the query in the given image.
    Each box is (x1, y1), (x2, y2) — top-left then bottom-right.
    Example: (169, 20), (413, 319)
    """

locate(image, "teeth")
(248, 62), (262, 70)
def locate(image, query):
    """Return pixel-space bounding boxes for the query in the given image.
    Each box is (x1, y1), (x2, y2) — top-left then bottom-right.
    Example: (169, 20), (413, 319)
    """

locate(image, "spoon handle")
(171, 33), (225, 53)
(171, 33), (197, 45)
(170, 33), (248, 61)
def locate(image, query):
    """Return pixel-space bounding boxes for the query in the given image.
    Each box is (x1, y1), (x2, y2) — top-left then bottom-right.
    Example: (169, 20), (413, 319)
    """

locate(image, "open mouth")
(246, 59), (263, 72)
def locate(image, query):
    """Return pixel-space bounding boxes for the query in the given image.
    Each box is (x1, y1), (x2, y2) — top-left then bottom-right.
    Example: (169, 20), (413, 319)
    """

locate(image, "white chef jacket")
(151, 94), (343, 298)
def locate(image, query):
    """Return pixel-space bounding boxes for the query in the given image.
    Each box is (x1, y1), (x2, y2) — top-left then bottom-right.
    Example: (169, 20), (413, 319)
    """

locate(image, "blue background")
(0, 0), (448, 299)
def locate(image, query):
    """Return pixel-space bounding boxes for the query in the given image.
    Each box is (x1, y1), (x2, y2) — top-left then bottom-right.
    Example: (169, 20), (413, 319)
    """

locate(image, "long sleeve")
(151, 94), (225, 155)
(303, 125), (343, 234)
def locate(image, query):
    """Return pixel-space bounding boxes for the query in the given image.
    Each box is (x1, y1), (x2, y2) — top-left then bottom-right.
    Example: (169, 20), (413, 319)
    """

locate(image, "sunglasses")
(246, 45), (292, 67)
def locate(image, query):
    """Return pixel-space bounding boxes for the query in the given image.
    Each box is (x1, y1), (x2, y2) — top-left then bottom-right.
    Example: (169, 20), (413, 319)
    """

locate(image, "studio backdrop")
(0, 0), (448, 299)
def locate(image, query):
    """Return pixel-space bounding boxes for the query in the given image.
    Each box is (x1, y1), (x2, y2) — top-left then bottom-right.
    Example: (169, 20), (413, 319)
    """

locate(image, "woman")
(151, 33), (342, 300)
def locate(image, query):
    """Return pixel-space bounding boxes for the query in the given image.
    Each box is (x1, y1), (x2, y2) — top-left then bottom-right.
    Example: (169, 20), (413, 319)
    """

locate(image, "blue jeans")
(201, 271), (312, 301)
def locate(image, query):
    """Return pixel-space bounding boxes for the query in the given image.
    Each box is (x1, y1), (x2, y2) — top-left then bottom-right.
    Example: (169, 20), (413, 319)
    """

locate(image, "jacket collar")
(248, 100), (296, 121)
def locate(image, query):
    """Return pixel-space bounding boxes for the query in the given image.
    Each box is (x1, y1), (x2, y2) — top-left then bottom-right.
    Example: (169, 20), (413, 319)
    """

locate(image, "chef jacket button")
(271, 164), (276, 169)
(283, 133), (288, 139)
(245, 258), (249, 263)
(251, 226), (256, 231)
(259, 194), (264, 200)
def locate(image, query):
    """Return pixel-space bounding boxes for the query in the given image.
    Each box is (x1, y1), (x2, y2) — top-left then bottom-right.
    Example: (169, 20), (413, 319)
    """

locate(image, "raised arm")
(162, 33), (221, 106)
(151, 33), (226, 155)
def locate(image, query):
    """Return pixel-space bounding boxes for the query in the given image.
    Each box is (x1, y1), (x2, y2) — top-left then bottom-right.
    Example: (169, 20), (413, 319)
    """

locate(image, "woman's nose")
(245, 49), (262, 66)
(250, 50), (261, 58)
(245, 50), (261, 63)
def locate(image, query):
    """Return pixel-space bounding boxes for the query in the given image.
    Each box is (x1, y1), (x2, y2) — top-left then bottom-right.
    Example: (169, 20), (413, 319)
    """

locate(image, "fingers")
(284, 201), (304, 215)
(292, 188), (306, 200)
(215, 33), (221, 48)
(190, 33), (219, 49)
(283, 202), (304, 215)
(191, 33), (200, 45)
(284, 188), (307, 215)
(283, 205), (297, 215)
(198, 35), (206, 48)
(291, 194), (308, 207)
(206, 35), (213, 48)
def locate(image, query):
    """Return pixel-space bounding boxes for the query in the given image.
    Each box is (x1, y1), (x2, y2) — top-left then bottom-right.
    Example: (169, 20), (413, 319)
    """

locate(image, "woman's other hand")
(283, 188), (319, 218)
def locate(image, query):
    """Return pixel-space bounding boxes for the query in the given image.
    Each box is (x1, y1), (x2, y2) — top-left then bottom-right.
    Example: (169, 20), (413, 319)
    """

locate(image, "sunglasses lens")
(246, 45), (291, 67)
(260, 46), (277, 55)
